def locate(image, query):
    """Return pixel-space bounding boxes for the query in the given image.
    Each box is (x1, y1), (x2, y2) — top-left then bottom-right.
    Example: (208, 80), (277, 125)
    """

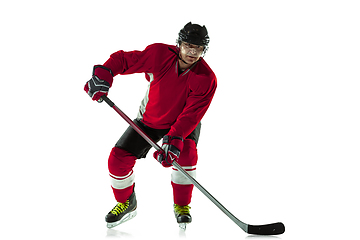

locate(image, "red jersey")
(103, 43), (217, 139)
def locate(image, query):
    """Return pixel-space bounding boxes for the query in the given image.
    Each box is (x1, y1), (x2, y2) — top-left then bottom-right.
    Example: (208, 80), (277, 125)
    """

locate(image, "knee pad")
(108, 147), (137, 203)
(177, 139), (198, 166)
(108, 147), (137, 180)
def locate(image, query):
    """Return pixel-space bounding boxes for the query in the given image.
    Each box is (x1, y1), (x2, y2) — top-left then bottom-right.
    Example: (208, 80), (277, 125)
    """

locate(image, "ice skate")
(105, 191), (137, 228)
(174, 204), (192, 230)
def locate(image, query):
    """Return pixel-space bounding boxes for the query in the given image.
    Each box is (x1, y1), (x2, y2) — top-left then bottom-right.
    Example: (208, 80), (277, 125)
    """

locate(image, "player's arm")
(84, 44), (156, 101)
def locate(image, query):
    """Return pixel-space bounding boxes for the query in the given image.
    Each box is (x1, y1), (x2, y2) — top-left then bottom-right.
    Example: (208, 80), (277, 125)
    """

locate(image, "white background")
(1, 0), (359, 239)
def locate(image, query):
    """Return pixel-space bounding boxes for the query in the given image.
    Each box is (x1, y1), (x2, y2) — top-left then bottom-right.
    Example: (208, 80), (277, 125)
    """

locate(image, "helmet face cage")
(177, 22), (210, 56)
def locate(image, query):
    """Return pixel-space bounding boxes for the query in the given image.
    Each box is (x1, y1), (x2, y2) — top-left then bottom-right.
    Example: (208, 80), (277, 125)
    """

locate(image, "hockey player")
(84, 22), (217, 229)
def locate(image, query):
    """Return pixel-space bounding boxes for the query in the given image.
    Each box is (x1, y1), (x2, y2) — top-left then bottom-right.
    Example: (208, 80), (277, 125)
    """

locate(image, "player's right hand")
(153, 135), (184, 167)
(84, 65), (113, 102)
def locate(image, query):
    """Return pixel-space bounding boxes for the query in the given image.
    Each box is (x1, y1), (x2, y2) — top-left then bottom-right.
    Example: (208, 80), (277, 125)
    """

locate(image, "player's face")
(180, 42), (204, 64)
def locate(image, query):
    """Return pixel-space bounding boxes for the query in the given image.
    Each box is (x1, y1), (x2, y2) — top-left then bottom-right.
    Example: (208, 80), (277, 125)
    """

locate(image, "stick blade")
(247, 222), (285, 235)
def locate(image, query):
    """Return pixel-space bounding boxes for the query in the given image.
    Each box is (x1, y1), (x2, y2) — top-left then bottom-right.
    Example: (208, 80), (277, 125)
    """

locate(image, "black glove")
(84, 65), (114, 102)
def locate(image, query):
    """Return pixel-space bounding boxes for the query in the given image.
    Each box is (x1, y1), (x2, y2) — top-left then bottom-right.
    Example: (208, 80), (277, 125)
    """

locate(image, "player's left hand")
(154, 135), (184, 167)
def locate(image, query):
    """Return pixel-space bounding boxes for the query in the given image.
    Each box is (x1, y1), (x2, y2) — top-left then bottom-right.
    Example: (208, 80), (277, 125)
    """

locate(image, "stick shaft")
(101, 95), (248, 232)
(103, 96), (161, 151)
(172, 160), (248, 232)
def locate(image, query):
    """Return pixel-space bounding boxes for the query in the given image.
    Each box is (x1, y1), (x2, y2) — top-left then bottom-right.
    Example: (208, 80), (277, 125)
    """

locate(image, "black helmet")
(177, 22), (210, 52)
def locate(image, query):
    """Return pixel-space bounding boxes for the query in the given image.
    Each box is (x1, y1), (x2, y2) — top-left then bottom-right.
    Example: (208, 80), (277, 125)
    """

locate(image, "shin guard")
(108, 147), (137, 203)
(171, 139), (198, 206)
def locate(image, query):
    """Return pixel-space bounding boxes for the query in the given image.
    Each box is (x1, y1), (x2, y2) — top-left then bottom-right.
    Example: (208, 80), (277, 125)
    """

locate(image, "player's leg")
(171, 139), (198, 206)
(106, 147), (138, 228)
(171, 123), (201, 228)
(106, 119), (169, 228)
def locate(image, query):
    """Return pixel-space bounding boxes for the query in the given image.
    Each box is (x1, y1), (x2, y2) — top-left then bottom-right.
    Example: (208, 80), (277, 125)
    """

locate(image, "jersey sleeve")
(167, 73), (217, 139)
(102, 44), (157, 77)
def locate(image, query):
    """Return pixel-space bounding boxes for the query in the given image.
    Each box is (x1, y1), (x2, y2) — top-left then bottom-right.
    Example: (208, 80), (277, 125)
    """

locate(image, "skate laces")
(111, 200), (129, 215)
(174, 204), (191, 215)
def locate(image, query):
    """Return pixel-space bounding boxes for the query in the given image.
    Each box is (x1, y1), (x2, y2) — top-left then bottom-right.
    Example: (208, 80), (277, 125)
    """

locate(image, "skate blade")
(179, 223), (187, 230)
(107, 210), (137, 229)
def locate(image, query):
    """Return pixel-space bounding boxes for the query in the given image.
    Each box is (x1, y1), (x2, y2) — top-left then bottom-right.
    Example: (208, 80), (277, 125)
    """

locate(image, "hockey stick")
(101, 95), (285, 235)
